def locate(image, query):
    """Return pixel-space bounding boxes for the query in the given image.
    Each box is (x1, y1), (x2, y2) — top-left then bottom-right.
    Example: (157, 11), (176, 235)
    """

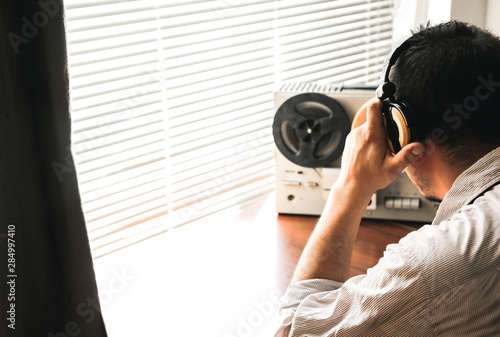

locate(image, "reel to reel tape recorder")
(272, 83), (440, 222)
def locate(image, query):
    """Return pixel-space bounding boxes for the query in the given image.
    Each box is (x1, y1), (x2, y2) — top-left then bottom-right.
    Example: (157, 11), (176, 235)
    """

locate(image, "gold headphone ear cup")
(390, 107), (411, 149)
(383, 117), (396, 153)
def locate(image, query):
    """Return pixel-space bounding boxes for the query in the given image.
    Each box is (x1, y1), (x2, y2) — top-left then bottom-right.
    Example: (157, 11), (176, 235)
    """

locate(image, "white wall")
(450, 0), (487, 28)
(449, 0), (500, 36)
(394, 0), (500, 44)
(486, 0), (500, 36)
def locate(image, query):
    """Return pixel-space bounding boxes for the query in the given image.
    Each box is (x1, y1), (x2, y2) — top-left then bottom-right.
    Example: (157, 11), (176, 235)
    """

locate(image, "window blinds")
(65, 0), (394, 259)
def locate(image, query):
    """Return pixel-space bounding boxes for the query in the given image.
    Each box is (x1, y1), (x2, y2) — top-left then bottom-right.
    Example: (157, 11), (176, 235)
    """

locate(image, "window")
(65, 0), (395, 258)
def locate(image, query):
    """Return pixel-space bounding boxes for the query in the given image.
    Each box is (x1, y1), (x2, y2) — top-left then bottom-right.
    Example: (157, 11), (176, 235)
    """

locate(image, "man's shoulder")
(399, 188), (500, 295)
(474, 181), (500, 212)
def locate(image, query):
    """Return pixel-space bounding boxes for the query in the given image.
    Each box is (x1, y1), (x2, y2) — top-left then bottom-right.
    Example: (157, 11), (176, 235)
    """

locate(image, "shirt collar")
(432, 146), (500, 225)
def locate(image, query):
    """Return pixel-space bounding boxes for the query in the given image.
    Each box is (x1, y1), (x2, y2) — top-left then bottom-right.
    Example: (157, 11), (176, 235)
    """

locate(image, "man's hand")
(336, 99), (425, 198)
(291, 99), (425, 284)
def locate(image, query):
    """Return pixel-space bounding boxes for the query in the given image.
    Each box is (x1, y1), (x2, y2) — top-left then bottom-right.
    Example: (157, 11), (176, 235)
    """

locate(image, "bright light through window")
(64, 0), (395, 259)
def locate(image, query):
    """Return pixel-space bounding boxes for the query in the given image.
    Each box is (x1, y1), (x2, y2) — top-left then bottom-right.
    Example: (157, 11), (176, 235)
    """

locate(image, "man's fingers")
(352, 98), (379, 129)
(365, 100), (384, 129)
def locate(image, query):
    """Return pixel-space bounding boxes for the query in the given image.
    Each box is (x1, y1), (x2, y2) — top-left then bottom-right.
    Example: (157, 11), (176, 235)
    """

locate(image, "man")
(274, 21), (500, 336)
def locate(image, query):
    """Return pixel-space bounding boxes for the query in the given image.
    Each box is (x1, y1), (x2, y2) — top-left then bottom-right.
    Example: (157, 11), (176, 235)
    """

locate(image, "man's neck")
(432, 146), (494, 200)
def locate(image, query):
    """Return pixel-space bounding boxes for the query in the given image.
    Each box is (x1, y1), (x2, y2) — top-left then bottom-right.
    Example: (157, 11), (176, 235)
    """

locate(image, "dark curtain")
(0, 0), (108, 336)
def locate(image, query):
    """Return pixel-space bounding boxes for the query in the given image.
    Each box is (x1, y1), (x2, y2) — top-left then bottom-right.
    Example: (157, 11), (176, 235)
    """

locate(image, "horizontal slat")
(66, 1), (156, 21)
(89, 211), (169, 259)
(88, 208), (169, 249)
(155, 0), (367, 34)
(78, 162), (167, 194)
(171, 166), (274, 211)
(67, 21), (157, 45)
(169, 172), (275, 221)
(279, 39), (392, 74)
(171, 148), (274, 196)
(71, 94), (162, 121)
(275, 3), (386, 32)
(280, 53), (389, 83)
(169, 93), (270, 129)
(171, 163), (275, 209)
(170, 118), (272, 156)
(163, 47), (274, 83)
(276, 1), (392, 29)
(69, 61), (163, 90)
(66, 7), (158, 33)
(171, 108), (270, 144)
(314, 61), (389, 85)
(66, 0), (155, 11)
(73, 132), (164, 166)
(160, 29), (274, 66)
(169, 86), (271, 120)
(161, 39), (273, 75)
(278, 22), (393, 57)
(72, 115), (165, 149)
(85, 187), (167, 225)
(164, 56), (274, 93)
(156, 2), (276, 30)
(77, 151), (166, 183)
(69, 40), (161, 68)
(88, 195), (168, 234)
(68, 50), (160, 78)
(170, 106), (271, 141)
(276, 9), (392, 39)
(81, 169), (167, 204)
(171, 138), (274, 183)
(173, 143), (274, 188)
(71, 87), (162, 115)
(75, 140), (165, 174)
(72, 101), (163, 130)
(170, 129), (273, 169)
(166, 76), (274, 110)
(72, 76), (163, 113)
(83, 177), (168, 214)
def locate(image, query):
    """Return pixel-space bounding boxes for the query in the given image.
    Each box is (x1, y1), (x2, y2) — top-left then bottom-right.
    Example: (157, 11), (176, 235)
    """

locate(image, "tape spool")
(273, 93), (350, 168)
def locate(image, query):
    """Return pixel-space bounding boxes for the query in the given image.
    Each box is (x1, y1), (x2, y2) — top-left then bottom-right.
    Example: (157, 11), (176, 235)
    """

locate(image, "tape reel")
(273, 93), (350, 168)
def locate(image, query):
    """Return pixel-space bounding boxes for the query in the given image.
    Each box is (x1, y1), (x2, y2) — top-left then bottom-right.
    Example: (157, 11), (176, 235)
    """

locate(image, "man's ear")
(422, 137), (439, 157)
(406, 138), (439, 170)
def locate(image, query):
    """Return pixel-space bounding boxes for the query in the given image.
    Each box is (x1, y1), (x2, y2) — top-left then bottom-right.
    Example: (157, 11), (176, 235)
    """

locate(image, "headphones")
(376, 37), (423, 153)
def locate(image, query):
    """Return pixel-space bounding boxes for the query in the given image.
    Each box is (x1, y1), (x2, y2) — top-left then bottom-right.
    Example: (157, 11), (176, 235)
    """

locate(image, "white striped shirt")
(275, 146), (500, 337)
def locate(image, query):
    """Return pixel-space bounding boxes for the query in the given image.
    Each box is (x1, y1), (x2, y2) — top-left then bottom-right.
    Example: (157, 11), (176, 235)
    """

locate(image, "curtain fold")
(0, 1), (107, 336)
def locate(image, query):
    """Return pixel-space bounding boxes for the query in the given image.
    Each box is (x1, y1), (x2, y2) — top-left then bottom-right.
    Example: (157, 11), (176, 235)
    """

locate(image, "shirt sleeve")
(274, 232), (436, 337)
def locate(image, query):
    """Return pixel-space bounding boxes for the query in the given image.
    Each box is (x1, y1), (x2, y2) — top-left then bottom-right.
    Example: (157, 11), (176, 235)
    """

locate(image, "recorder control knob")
(282, 180), (301, 187)
(385, 197), (421, 210)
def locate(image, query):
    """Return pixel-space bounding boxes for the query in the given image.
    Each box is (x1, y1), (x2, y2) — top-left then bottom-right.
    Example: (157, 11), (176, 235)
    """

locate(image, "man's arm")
(291, 100), (424, 283)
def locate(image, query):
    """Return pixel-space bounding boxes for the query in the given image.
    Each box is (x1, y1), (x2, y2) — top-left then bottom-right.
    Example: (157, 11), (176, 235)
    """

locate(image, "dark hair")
(391, 21), (500, 165)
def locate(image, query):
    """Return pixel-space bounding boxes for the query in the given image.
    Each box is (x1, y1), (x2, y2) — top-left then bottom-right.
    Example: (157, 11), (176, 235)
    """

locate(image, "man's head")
(391, 21), (500, 168)
(388, 21), (500, 200)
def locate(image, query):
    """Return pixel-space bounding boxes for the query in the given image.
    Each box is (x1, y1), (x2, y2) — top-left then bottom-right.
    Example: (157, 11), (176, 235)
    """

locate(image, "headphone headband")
(377, 36), (421, 153)
(381, 36), (414, 84)
(376, 37), (414, 101)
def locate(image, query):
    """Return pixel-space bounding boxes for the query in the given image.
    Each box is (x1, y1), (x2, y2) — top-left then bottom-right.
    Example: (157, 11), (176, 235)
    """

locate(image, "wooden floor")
(95, 192), (425, 337)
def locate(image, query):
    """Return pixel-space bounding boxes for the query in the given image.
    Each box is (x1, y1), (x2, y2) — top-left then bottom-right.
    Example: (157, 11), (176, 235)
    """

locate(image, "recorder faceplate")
(273, 83), (439, 223)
